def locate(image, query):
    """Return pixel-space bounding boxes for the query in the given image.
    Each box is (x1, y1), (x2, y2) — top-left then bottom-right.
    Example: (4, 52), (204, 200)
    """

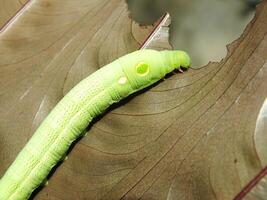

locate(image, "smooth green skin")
(0, 49), (190, 200)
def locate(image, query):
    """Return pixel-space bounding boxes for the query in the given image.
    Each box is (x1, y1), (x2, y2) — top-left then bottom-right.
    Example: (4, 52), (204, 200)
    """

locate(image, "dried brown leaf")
(0, 0), (267, 200)
(0, 0), (29, 28)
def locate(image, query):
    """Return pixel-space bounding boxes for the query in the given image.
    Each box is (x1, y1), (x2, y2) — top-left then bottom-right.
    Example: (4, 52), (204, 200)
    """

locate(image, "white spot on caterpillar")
(118, 76), (127, 85)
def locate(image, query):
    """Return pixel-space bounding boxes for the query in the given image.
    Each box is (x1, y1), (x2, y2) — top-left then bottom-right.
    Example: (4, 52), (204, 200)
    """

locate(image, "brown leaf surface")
(0, 0), (154, 199)
(234, 166), (267, 199)
(0, 0), (29, 28)
(0, 1), (267, 200)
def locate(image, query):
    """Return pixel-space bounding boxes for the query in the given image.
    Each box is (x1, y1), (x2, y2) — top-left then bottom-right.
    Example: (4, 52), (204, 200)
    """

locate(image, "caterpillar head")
(118, 49), (191, 93)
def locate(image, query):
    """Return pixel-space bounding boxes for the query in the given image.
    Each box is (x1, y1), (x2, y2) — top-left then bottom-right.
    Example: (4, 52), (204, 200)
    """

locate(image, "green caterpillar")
(0, 49), (190, 200)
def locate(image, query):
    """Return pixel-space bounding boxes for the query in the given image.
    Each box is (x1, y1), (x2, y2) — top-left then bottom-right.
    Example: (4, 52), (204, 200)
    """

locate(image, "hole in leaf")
(127, 0), (259, 67)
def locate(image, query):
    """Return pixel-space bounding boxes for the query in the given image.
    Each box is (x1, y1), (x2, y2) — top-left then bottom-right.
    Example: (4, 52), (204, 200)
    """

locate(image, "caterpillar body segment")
(0, 49), (190, 200)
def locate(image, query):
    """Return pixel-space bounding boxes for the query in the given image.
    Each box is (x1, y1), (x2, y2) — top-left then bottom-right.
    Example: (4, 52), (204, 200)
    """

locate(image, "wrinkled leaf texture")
(0, 0), (267, 199)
